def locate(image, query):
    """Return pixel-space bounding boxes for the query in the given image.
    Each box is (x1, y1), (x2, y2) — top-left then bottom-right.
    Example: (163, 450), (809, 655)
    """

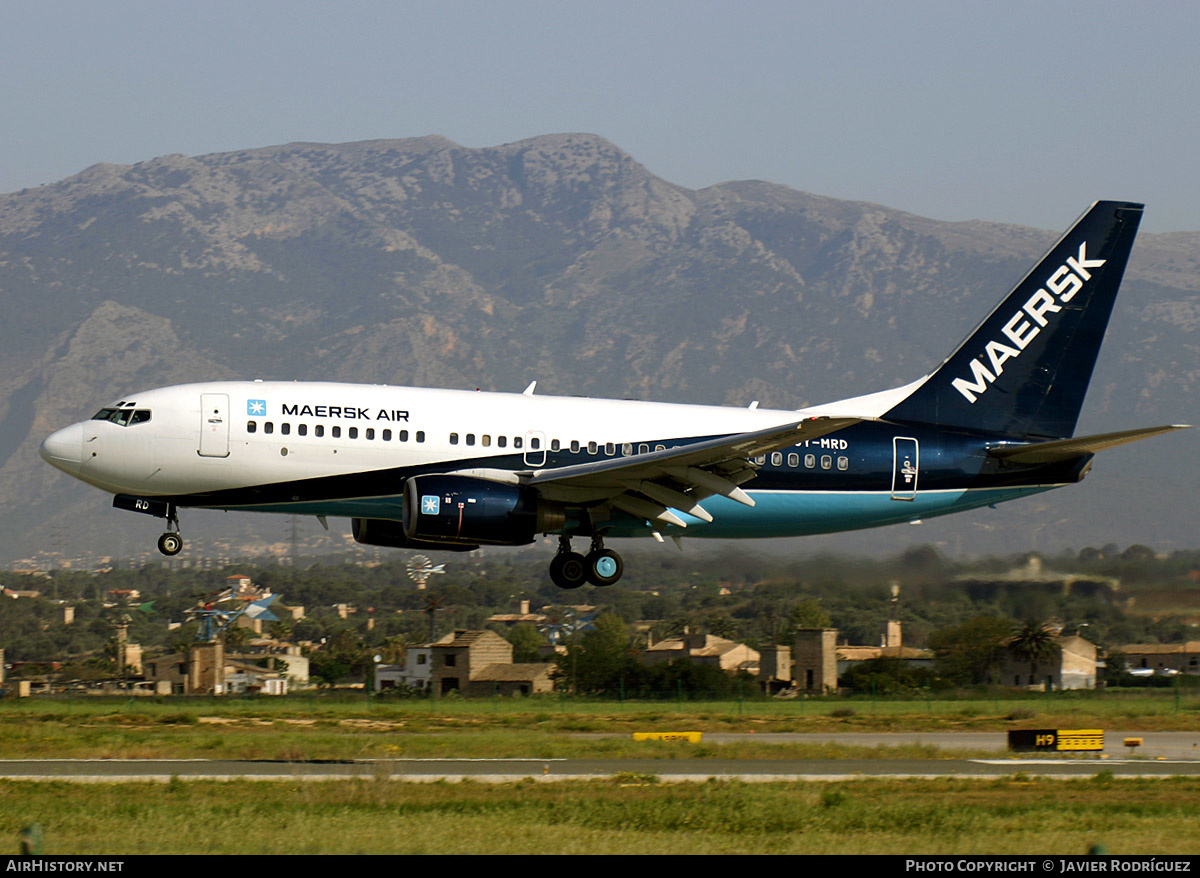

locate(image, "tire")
(549, 551), (588, 589)
(157, 533), (183, 556)
(586, 548), (623, 586)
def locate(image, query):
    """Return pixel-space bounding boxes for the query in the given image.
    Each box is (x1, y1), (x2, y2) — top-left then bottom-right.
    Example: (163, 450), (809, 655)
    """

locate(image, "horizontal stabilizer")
(987, 424), (1190, 464)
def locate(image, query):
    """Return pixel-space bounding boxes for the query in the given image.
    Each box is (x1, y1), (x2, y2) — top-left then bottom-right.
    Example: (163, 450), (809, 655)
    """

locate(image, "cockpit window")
(91, 408), (151, 427)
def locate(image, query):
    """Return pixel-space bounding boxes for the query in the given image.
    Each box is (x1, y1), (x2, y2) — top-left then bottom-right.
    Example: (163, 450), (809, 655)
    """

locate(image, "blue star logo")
(247, 399), (266, 416)
(421, 495), (440, 515)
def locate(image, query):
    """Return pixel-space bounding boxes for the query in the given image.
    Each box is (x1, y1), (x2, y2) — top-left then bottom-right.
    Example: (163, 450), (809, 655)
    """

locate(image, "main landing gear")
(548, 535), (624, 589)
(156, 507), (183, 557)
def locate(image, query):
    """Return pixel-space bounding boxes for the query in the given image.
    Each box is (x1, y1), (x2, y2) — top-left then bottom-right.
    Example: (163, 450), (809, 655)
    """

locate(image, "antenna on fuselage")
(522, 381), (537, 396)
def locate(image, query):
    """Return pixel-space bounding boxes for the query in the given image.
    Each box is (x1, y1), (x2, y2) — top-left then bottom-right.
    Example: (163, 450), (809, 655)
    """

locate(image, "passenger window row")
(447, 435), (670, 456)
(246, 421), (426, 443)
(757, 452), (850, 471)
(448, 433), (523, 449)
(243, 424), (812, 467)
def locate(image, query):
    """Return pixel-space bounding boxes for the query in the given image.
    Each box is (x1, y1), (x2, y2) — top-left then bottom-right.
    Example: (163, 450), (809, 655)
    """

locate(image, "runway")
(2, 729), (1190, 786)
(3, 732), (1198, 782)
(1, 756), (1197, 782)
(697, 730), (1200, 760)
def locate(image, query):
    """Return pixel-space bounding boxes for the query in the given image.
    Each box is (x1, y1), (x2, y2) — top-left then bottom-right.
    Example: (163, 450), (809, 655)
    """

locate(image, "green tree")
(928, 616), (1011, 685)
(1008, 620), (1062, 686)
(698, 611), (739, 639)
(557, 614), (635, 695)
(841, 657), (937, 695)
(375, 634), (410, 664)
(632, 659), (753, 699)
(501, 623), (548, 663)
(787, 599), (832, 630)
(223, 624), (251, 649)
(267, 617), (295, 642)
(308, 654), (351, 687)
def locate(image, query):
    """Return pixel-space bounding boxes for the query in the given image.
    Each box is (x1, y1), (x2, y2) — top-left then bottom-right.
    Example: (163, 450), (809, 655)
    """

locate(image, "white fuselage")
(40, 378), (1061, 546)
(54, 380), (806, 498)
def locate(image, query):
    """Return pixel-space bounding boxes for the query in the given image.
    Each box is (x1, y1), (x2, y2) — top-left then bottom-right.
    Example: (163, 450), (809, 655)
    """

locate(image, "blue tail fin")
(883, 201), (1143, 439)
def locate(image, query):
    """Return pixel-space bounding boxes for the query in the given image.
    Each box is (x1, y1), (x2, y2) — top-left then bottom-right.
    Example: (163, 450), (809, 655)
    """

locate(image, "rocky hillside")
(1, 134), (1196, 563)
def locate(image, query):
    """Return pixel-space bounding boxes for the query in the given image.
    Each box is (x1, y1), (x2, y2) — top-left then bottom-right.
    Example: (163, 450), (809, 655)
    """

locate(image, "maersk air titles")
(279, 402), (411, 422)
(951, 240), (1106, 405)
(40, 201), (1187, 588)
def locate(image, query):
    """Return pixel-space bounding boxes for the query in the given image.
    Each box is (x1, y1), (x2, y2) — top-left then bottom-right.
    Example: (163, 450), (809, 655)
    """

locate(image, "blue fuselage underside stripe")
(224, 485), (1058, 539)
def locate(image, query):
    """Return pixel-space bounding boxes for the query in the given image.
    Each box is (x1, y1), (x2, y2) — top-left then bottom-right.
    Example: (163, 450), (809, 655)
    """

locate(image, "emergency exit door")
(891, 437), (919, 500)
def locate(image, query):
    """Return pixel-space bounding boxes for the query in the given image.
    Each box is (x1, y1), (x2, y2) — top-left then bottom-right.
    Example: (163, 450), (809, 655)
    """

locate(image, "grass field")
(4, 776), (1197, 855)
(2, 691), (1199, 854)
(2, 689), (1199, 760)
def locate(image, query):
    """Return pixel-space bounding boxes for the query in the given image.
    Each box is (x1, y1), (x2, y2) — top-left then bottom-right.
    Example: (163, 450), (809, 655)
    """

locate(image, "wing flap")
(521, 417), (861, 522)
(522, 417), (860, 489)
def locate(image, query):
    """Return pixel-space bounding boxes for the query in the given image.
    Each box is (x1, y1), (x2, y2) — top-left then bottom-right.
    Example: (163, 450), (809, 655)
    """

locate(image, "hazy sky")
(3, 1), (1198, 232)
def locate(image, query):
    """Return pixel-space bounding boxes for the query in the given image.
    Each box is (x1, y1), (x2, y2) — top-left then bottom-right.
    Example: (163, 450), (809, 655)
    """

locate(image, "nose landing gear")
(157, 507), (183, 556)
(548, 535), (623, 589)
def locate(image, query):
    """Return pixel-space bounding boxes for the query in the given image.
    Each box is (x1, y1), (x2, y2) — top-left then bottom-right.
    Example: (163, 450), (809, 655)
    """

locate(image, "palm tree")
(1009, 620), (1062, 688)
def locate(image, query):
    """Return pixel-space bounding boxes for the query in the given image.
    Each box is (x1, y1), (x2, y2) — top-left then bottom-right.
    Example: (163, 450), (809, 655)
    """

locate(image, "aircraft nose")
(39, 422), (85, 475)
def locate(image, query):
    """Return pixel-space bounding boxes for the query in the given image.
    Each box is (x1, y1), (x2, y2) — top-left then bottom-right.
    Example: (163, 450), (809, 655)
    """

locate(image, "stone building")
(793, 628), (838, 694)
(1118, 641), (1200, 676)
(376, 645), (433, 690)
(757, 644), (792, 692)
(378, 636), (553, 696)
(643, 633), (759, 674)
(469, 663), (556, 696)
(143, 637), (307, 694)
(999, 634), (1098, 690)
(430, 629), (515, 695)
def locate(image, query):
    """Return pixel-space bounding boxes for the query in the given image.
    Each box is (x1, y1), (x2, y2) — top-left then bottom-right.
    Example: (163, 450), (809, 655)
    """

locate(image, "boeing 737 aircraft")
(40, 201), (1185, 588)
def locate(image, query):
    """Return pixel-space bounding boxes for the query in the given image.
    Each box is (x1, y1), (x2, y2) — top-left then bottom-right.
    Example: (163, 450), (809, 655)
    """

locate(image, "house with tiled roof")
(643, 632), (760, 675)
(430, 629), (554, 696)
(1118, 641), (1200, 676)
(1000, 633), (1097, 690)
(486, 600), (547, 627)
(470, 662), (556, 696)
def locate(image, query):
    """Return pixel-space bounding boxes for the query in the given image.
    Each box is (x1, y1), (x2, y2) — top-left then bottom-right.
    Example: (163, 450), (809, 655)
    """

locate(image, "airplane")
(39, 200), (1187, 589)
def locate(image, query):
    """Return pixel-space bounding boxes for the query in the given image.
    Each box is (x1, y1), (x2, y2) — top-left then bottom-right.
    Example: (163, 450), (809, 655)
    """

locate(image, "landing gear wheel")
(585, 548), (623, 587)
(549, 551), (588, 589)
(157, 532), (183, 556)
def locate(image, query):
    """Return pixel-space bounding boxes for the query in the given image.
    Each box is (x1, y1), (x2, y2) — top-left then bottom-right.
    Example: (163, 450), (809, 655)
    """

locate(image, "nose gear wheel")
(157, 506), (183, 556)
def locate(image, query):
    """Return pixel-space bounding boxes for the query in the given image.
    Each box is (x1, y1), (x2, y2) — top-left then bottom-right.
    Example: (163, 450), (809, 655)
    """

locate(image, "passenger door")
(198, 393), (230, 458)
(523, 430), (546, 467)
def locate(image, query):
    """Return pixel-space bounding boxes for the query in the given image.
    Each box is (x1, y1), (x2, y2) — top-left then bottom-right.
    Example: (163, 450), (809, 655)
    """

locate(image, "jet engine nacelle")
(350, 517), (478, 552)
(403, 474), (565, 546)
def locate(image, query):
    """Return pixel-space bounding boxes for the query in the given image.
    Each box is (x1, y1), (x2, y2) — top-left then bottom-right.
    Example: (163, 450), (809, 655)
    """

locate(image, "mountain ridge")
(1, 133), (1195, 564)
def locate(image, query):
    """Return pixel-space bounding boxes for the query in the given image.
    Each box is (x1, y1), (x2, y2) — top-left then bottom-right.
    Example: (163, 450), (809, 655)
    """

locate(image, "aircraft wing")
(486, 417), (862, 529)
